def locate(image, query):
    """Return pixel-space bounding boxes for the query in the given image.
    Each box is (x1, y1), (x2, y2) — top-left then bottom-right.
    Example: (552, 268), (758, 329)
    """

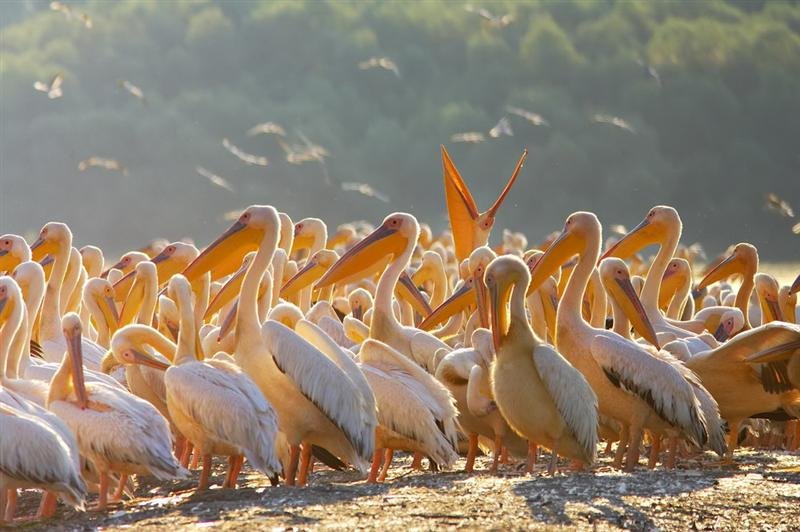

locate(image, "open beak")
(205, 263), (248, 320)
(610, 275), (661, 349)
(418, 278), (475, 331)
(486, 148), (528, 219)
(281, 259), (325, 299)
(698, 254), (741, 289)
(395, 271), (433, 319)
(130, 348), (171, 371)
(746, 339), (800, 363)
(183, 220), (259, 283)
(442, 145), (480, 263)
(64, 327), (88, 410)
(528, 229), (580, 294)
(600, 218), (653, 262)
(316, 223), (406, 289)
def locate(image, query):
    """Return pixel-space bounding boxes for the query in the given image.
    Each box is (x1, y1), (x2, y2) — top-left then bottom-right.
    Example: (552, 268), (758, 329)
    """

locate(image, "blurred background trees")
(1, 0), (798, 259)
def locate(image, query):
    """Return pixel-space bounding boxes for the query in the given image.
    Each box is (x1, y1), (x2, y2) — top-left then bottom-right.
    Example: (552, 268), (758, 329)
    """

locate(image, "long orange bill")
(697, 254), (739, 290)
(473, 270), (489, 329)
(65, 327), (88, 410)
(486, 148), (528, 218)
(418, 278), (475, 331)
(130, 348), (170, 371)
(316, 223), (403, 289)
(395, 271), (433, 318)
(600, 218), (649, 262)
(614, 275), (661, 350)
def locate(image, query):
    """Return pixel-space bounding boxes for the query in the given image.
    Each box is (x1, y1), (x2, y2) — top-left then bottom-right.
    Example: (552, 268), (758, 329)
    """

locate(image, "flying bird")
(608, 224), (628, 236)
(464, 4), (514, 28)
(450, 132), (486, 143)
(78, 157), (128, 175)
(33, 73), (63, 99)
(591, 113), (637, 134)
(246, 122), (286, 137)
(635, 58), (661, 86)
(489, 117), (513, 138)
(358, 57), (400, 77)
(50, 1), (92, 28)
(793, 222), (800, 235)
(196, 166), (234, 193)
(505, 105), (549, 126)
(119, 80), (146, 103)
(222, 138), (269, 167)
(765, 193), (795, 218)
(341, 182), (390, 203)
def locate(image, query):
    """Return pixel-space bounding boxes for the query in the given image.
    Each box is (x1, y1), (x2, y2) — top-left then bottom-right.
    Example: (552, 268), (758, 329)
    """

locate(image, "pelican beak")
(486, 148), (528, 219)
(746, 339), (800, 363)
(64, 326), (88, 410)
(488, 280), (511, 352)
(118, 276), (144, 325)
(713, 322), (730, 342)
(183, 220), (259, 283)
(101, 258), (127, 279)
(0, 250), (18, 273)
(418, 278), (475, 331)
(281, 259), (325, 299)
(658, 269), (683, 309)
(129, 348), (171, 371)
(217, 300), (238, 341)
(290, 233), (314, 255)
(0, 293), (8, 319)
(29, 236), (51, 261)
(205, 264), (248, 320)
(316, 222), (406, 289)
(395, 271), (433, 319)
(473, 269), (489, 329)
(601, 218), (654, 262)
(103, 294), (120, 330)
(442, 145), (480, 263)
(766, 298), (783, 323)
(39, 255), (54, 267)
(112, 270), (136, 302)
(610, 275), (661, 349)
(528, 229), (580, 294)
(790, 273), (800, 296)
(697, 253), (742, 289)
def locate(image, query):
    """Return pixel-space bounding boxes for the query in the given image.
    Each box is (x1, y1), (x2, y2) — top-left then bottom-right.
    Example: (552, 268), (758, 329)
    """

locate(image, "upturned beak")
(129, 348), (171, 371)
(486, 148), (528, 219)
(395, 271), (433, 319)
(600, 218), (653, 262)
(281, 259), (325, 299)
(610, 275), (661, 349)
(528, 229), (580, 294)
(418, 278), (475, 331)
(698, 254), (742, 289)
(183, 220), (259, 283)
(64, 326), (88, 410)
(316, 223), (406, 289)
(746, 339), (800, 363)
(204, 262), (249, 320)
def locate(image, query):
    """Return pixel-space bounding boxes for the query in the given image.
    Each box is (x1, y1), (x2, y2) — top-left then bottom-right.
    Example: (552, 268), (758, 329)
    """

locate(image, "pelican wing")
(408, 327), (452, 373)
(317, 315), (356, 349)
(532, 344), (599, 463)
(590, 333), (707, 447)
(261, 321), (373, 460)
(441, 146), (479, 261)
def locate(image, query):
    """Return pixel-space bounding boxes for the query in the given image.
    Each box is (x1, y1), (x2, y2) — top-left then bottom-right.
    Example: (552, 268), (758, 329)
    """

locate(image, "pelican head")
(529, 212), (599, 293)
(183, 205), (280, 283)
(598, 258), (660, 348)
(697, 243), (758, 290)
(659, 258), (691, 309)
(602, 206), (680, 261)
(0, 234), (32, 272)
(268, 302), (304, 330)
(83, 277), (120, 330)
(102, 250), (148, 279)
(291, 218), (327, 255)
(110, 325), (171, 371)
(484, 255), (529, 351)
(779, 286), (797, 324)
(755, 273), (782, 323)
(281, 249), (338, 299)
(348, 288), (373, 321)
(713, 310), (744, 342)
(30, 222), (72, 261)
(61, 312), (88, 409)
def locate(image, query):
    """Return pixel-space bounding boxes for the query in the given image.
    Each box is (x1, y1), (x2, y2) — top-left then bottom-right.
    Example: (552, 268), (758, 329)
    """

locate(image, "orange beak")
(129, 348), (171, 371)
(608, 274), (661, 349)
(417, 277), (475, 331)
(697, 253), (743, 290)
(395, 271), (433, 319)
(601, 217), (656, 262)
(64, 325), (88, 410)
(528, 229), (581, 295)
(183, 220), (261, 283)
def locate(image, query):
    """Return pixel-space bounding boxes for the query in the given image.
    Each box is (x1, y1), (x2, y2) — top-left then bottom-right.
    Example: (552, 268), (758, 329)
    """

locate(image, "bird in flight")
(765, 193), (795, 218)
(341, 182), (390, 203)
(119, 80), (146, 103)
(358, 57), (400, 77)
(505, 105), (549, 127)
(464, 5), (514, 28)
(78, 157), (128, 175)
(50, 1), (92, 28)
(196, 166), (234, 193)
(450, 132), (486, 144)
(33, 73), (63, 99)
(489, 117), (513, 138)
(591, 113), (636, 134)
(246, 122), (287, 138)
(222, 138), (269, 167)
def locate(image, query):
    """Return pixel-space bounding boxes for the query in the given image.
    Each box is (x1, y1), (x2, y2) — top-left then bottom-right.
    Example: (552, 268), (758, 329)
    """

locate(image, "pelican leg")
(547, 447), (558, 476)
(367, 448), (383, 483)
(190, 448), (201, 470)
(489, 435), (503, 474)
(647, 436), (661, 469)
(378, 449), (393, 482)
(724, 420), (741, 464)
(285, 445), (301, 487)
(231, 455), (244, 487)
(180, 441), (193, 468)
(464, 433), (479, 473)
(499, 445), (509, 464)
(223, 456), (236, 488)
(665, 437), (679, 470)
(603, 440), (614, 456)
(3, 489), (17, 522)
(37, 491), (58, 519)
(198, 454), (213, 491)
(625, 424), (644, 472)
(96, 473), (109, 511)
(112, 474), (127, 502)
(525, 441), (538, 474)
(612, 425), (629, 470)
(296, 443), (313, 486)
(410, 451), (423, 470)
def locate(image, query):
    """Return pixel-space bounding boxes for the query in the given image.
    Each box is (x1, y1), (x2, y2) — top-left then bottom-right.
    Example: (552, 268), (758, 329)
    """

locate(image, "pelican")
(486, 255), (598, 474)
(528, 212), (711, 470)
(697, 243), (758, 329)
(441, 146), (528, 262)
(0, 234), (32, 273)
(182, 205), (375, 486)
(101, 251), (148, 279)
(47, 313), (184, 509)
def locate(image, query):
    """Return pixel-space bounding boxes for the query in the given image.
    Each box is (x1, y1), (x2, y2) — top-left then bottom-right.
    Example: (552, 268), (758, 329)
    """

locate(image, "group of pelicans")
(1, 146), (799, 524)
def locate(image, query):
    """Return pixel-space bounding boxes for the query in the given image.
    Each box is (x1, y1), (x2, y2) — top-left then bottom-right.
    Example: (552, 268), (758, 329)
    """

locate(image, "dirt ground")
(5, 447), (800, 531)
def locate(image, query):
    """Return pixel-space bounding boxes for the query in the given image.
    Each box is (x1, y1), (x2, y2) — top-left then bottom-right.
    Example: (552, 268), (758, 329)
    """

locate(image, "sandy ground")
(5, 448), (799, 531)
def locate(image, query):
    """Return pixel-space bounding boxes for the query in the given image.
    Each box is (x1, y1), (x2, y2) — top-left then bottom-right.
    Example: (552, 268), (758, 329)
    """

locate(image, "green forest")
(1, 0), (799, 259)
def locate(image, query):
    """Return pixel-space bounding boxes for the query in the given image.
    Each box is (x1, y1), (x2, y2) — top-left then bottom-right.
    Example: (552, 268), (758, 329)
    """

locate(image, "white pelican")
(48, 313), (184, 509)
(181, 205), (375, 486)
(486, 255), (598, 474)
(0, 234), (32, 273)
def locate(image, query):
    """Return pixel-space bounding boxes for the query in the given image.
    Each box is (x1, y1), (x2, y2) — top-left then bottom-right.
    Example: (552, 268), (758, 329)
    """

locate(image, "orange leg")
(37, 491), (58, 519)
(3, 489), (17, 522)
(547, 447), (559, 476)
(464, 433), (478, 473)
(410, 451), (423, 470)
(190, 448), (200, 470)
(500, 445), (509, 464)
(665, 437), (678, 470)
(231, 455), (244, 487)
(647, 436), (661, 469)
(97, 473), (109, 511)
(489, 435), (503, 474)
(180, 441), (193, 468)
(378, 449), (393, 482)
(367, 448), (383, 483)
(525, 441), (538, 474)
(112, 473), (127, 502)
(612, 426), (629, 470)
(285, 445), (301, 487)
(625, 425), (643, 472)
(223, 455), (236, 488)
(198, 454), (213, 491)
(296, 443), (313, 486)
